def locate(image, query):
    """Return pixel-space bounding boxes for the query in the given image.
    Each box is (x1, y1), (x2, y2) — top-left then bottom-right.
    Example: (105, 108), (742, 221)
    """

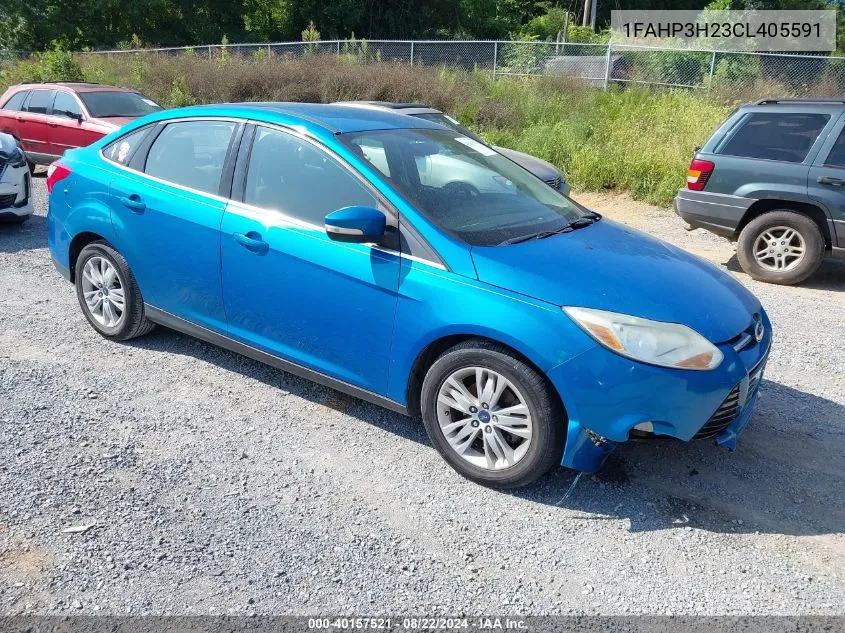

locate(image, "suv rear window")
(719, 112), (830, 163)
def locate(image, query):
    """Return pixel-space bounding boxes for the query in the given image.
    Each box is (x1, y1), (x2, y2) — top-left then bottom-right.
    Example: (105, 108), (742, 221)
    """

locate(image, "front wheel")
(737, 210), (825, 285)
(420, 340), (565, 488)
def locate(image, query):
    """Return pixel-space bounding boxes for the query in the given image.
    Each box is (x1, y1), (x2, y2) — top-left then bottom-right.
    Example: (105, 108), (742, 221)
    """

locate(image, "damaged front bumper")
(548, 313), (772, 473)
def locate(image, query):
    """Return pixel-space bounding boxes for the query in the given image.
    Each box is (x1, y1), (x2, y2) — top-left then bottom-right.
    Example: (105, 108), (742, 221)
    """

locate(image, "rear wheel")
(737, 210), (825, 285)
(420, 340), (565, 488)
(75, 241), (155, 341)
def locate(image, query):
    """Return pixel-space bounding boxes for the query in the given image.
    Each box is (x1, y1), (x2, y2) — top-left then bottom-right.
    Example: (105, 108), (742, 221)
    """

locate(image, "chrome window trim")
(98, 114), (449, 271)
(224, 198), (447, 271)
(99, 116), (243, 203)
(246, 120), (448, 271)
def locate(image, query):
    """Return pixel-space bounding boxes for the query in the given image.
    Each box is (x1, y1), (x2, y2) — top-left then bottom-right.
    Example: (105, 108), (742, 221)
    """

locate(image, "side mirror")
(325, 206), (386, 243)
(72, 112), (84, 122)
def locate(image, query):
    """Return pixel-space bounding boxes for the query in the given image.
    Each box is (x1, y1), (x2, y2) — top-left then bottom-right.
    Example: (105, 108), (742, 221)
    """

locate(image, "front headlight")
(563, 306), (723, 370)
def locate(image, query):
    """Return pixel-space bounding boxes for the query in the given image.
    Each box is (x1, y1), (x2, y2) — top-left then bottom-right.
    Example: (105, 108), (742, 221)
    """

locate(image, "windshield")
(411, 112), (486, 144)
(342, 128), (585, 246)
(78, 91), (162, 118)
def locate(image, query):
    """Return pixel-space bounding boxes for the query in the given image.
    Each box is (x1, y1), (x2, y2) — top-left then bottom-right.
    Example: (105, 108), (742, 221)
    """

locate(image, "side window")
(52, 92), (82, 119)
(25, 90), (56, 115)
(824, 128), (845, 168)
(144, 120), (236, 195)
(103, 127), (150, 165)
(2, 91), (29, 111)
(244, 126), (378, 225)
(719, 112), (830, 163)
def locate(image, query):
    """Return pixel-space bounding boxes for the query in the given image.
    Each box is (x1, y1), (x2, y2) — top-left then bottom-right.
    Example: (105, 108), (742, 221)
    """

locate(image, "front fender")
(385, 260), (596, 405)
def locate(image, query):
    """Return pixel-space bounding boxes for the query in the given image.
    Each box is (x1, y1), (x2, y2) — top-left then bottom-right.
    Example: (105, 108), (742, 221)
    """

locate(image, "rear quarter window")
(2, 91), (29, 111)
(718, 112), (830, 163)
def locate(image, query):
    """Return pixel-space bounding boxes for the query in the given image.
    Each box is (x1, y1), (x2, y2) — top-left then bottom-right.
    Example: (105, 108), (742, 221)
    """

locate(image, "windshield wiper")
(496, 212), (601, 246)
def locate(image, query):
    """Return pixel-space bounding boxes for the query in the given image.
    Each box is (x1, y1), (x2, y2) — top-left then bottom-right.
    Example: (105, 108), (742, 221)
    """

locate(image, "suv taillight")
(687, 158), (714, 191)
(46, 162), (71, 193)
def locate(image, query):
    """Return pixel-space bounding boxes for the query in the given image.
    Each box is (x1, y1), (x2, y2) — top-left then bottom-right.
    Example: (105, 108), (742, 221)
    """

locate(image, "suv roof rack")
(755, 98), (845, 105)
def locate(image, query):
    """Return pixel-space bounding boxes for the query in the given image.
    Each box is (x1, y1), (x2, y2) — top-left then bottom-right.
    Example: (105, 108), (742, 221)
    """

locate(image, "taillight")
(687, 158), (714, 191)
(46, 162), (71, 194)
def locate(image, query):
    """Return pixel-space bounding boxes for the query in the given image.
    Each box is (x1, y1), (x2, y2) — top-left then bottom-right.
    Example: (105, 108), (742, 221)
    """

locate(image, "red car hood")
(88, 116), (136, 130)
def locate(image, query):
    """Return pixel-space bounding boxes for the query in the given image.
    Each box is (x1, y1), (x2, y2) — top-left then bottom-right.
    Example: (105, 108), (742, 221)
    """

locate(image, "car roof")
(170, 102), (446, 134)
(738, 98), (845, 113)
(14, 82), (135, 93)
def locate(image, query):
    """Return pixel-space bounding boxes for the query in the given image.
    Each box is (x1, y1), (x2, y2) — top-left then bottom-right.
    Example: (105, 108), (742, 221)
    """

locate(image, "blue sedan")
(46, 103), (771, 488)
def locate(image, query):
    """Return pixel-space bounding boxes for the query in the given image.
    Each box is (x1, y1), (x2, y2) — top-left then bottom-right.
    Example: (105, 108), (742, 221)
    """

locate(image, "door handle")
(49, 122), (58, 127)
(817, 175), (845, 186)
(15, 117), (24, 122)
(233, 231), (269, 254)
(119, 195), (146, 213)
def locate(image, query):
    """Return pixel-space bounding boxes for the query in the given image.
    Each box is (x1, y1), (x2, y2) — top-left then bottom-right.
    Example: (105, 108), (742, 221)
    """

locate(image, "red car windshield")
(78, 91), (161, 118)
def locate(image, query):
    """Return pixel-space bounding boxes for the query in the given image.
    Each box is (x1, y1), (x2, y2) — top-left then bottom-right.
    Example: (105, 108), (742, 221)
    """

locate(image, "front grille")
(544, 176), (561, 189)
(746, 359), (765, 405)
(0, 193), (17, 208)
(694, 384), (741, 440)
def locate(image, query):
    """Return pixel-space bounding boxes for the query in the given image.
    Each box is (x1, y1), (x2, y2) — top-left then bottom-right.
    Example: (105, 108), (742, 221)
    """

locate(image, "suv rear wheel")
(420, 340), (565, 488)
(737, 210), (825, 285)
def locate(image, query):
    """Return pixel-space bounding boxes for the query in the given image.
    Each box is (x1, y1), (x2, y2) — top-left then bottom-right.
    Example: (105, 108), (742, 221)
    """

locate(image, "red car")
(0, 82), (162, 169)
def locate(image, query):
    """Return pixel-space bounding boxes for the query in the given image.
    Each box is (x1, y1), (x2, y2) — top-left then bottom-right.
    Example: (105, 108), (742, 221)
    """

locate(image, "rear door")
(108, 118), (241, 333)
(0, 90), (30, 141)
(18, 89), (55, 158)
(807, 115), (845, 250)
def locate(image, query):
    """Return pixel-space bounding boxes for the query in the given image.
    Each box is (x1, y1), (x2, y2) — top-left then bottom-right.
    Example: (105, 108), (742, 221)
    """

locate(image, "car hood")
(470, 218), (760, 343)
(88, 116), (136, 130)
(494, 146), (562, 182)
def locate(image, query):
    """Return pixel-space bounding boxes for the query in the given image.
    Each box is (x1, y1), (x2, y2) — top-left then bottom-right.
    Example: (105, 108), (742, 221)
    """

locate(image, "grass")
(1, 52), (734, 206)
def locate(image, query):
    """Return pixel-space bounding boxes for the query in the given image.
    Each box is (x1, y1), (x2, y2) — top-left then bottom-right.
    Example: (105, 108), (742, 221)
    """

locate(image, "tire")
(737, 210), (825, 285)
(74, 241), (155, 341)
(420, 339), (565, 488)
(0, 214), (28, 224)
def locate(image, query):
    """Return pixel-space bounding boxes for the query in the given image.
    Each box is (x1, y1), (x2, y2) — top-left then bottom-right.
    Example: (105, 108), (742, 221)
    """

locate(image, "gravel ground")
(1, 177), (843, 616)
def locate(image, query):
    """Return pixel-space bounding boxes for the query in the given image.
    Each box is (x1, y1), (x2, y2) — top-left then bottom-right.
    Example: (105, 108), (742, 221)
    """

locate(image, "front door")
(808, 116), (845, 250)
(220, 124), (400, 394)
(108, 119), (239, 332)
(48, 91), (94, 156)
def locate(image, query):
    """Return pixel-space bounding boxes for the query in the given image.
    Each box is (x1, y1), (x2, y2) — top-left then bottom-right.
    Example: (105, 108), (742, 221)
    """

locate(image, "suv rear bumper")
(674, 189), (755, 239)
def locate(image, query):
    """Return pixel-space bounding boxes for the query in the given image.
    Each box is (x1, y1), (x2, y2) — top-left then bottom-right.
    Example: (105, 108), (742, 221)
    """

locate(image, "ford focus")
(47, 103), (771, 488)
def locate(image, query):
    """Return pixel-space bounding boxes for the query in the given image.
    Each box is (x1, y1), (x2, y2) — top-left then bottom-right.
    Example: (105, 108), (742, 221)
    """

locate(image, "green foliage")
(168, 76), (196, 107)
(301, 21), (320, 42)
(711, 54), (760, 85)
(0, 50), (737, 206)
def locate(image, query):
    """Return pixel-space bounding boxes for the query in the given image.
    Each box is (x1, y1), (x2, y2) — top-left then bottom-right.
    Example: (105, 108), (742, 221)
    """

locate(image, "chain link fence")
(61, 39), (845, 95)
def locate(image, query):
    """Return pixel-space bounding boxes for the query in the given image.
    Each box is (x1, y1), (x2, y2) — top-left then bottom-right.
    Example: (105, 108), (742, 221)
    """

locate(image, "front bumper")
(673, 188), (753, 239)
(0, 164), (33, 218)
(548, 313), (772, 473)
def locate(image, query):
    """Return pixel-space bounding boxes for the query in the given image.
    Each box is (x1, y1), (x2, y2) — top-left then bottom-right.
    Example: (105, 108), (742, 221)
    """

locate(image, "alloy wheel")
(80, 256), (126, 328)
(753, 226), (806, 272)
(435, 367), (533, 471)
